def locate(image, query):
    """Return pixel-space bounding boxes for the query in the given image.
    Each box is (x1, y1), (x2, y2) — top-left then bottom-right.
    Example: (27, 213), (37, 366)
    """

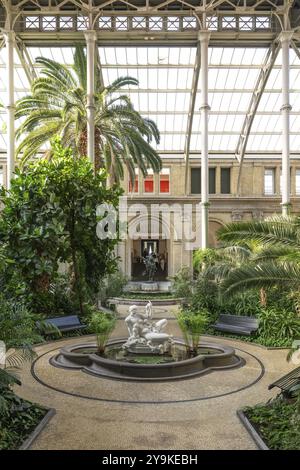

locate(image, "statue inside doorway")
(143, 255), (157, 281)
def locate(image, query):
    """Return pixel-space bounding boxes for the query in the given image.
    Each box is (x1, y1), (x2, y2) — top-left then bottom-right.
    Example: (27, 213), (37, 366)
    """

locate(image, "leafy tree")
(0, 139), (121, 315)
(15, 46), (161, 185)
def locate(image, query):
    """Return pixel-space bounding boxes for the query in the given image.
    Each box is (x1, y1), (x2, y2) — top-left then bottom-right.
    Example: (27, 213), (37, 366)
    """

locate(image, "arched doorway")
(127, 213), (173, 281)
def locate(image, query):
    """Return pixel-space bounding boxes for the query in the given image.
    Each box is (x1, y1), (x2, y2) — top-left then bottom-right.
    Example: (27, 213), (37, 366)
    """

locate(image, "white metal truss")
(0, 1), (299, 46)
(15, 36), (37, 83)
(235, 39), (281, 195)
(184, 39), (200, 194)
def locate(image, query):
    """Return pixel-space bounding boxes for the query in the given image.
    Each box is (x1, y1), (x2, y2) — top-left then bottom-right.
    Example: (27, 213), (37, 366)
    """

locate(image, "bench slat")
(268, 366), (300, 391)
(37, 315), (86, 334)
(213, 314), (259, 336)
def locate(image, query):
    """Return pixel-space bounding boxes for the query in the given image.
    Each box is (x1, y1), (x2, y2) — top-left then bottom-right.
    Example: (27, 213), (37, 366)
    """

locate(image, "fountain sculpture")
(123, 301), (173, 354)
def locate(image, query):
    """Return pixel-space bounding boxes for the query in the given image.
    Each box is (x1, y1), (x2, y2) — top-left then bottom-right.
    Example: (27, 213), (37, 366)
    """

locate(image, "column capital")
(199, 104), (211, 111)
(281, 103), (292, 111)
(84, 30), (97, 43)
(198, 30), (211, 43)
(279, 30), (294, 43)
(2, 30), (16, 43)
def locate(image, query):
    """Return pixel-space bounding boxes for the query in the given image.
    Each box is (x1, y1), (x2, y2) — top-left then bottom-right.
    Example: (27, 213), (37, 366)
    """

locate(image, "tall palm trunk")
(78, 127), (103, 172)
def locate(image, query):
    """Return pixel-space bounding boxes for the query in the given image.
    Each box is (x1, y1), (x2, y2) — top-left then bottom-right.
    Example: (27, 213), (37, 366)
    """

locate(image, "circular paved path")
(16, 320), (294, 450)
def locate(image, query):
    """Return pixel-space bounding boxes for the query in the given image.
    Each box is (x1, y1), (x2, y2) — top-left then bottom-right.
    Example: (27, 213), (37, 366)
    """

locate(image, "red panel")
(129, 179), (139, 193)
(144, 179), (154, 193)
(160, 179), (169, 193)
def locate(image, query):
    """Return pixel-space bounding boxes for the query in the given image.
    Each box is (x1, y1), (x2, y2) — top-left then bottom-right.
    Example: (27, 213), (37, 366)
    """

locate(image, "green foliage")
(0, 296), (42, 414)
(171, 266), (193, 299)
(257, 307), (300, 347)
(88, 311), (116, 355)
(217, 290), (262, 317)
(177, 310), (209, 356)
(193, 248), (221, 274)
(98, 271), (128, 306)
(0, 388), (46, 450)
(217, 215), (300, 296)
(0, 295), (42, 350)
(16, 46), (161, 184)
(0, 139), (121, 315)
(245, 397), (300, 450)
(118, 292), (175, 300)
(29, 274), (77, 317)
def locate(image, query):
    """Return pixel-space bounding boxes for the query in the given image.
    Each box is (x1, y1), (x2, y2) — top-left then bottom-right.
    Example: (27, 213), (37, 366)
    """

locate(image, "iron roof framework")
(0, 1), (300, 194)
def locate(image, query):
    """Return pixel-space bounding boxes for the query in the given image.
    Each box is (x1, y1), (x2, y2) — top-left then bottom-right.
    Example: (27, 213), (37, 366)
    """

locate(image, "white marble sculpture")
(123, 301), (172, 354)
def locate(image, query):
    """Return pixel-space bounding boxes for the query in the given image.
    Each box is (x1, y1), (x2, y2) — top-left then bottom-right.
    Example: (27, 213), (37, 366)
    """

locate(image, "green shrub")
(171, 266), (193, 299)
(0, 295), (42, 350)
(258, 307), (300, 347)
(0, 387), (46, 450)
(193, 248), (220, 274)
(88, 311), (116, 355)
(219, 290), (262, 317)
(245, 397), (300, 450)
(98, 271), (128, 306)
(189, 276), (219, 319)
(177, 310), (209, 356)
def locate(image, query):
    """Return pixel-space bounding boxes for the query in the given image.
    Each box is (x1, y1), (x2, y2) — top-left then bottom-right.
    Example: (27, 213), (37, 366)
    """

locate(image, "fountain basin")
(50, 338), (243, 381)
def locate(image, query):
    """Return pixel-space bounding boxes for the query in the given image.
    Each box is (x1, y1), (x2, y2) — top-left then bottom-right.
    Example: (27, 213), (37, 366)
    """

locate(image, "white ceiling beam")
(235, 38), (281, 195)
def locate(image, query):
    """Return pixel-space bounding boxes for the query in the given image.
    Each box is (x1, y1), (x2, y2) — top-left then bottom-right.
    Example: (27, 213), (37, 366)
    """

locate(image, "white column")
(280, 31), (293, 216)
(4, 31), (15, 189)
(199, 30), (211, 249)
(84, 30), (97, 168)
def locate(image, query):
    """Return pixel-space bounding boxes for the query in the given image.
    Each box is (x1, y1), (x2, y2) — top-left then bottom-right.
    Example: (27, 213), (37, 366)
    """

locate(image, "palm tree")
(217, 215), (300, 297)
(15, 46), (161, 185)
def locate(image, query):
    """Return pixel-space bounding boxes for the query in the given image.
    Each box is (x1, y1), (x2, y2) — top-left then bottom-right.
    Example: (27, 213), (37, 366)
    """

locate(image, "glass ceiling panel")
(250, 46), (300, 151)
(0, 45), (300, 154)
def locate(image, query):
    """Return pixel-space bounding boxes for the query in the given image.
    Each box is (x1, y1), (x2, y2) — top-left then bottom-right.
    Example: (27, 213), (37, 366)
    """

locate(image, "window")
(0, 167), (3, 187)
(190, 168), (216, 194)
(99, 17), (112, 29)
(209, 168), (216, 194)
(129, 169), (139, 193)
(144, 169), (154, 193)
(159, 168), (170, 193)
(264, 168), (275, 195)
(132, 17), (146, 29)
(42, 16), (57, 31)
(221, 168), (231, 194)
(296, 169), (300, 195)
(25, 16), (40, 30)
(59, 17), (74, 30)
(191, 168), (201, 194)
(116, 17), (128, 31)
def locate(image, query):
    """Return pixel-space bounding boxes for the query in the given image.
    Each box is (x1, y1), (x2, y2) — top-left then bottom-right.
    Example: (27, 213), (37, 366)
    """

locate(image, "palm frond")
(218, 217), (300, 248)
(221, 261), (300, 297)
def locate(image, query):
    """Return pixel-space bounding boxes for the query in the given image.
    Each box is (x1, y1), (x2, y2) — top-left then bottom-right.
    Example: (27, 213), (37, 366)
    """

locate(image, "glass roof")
(0, 45), (300, 154)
